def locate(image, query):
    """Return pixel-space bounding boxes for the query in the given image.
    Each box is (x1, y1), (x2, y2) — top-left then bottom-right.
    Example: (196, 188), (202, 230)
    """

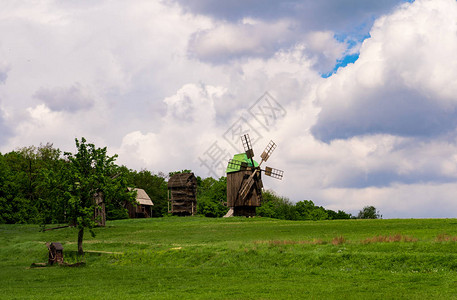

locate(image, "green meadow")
(2, 217), (457, 299)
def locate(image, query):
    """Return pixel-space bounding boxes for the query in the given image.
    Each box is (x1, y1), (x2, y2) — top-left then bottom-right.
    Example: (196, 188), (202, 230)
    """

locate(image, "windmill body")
(225, 135), (283, 217)
(226, 153), (262, 217)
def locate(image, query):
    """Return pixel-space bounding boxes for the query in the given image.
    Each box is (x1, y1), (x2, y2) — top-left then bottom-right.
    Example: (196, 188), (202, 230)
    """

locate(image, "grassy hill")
(2, 217), (457, 299)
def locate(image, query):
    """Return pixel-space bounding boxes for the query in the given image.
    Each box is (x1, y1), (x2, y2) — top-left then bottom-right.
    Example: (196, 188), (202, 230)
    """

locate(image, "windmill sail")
(238, 170), (257, 201)
(264, 167), (284, 180)
(227, 159), (249, 171)
(241, 134), (254, 160)
(260, 140), (276, 163)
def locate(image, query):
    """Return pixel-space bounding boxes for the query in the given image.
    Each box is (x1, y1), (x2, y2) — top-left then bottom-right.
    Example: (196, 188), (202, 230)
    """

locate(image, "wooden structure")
(94, 191), (106, 226)
(168, 173), (197, 216)
(47, 242), (64, 265)
(126, 188), (154, 218)
(227, 167), (262, 217)
(225, 134), (283, 217)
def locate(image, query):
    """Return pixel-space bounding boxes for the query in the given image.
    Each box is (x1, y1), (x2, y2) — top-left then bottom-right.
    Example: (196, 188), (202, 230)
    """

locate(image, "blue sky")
(1, 0), (457, 218)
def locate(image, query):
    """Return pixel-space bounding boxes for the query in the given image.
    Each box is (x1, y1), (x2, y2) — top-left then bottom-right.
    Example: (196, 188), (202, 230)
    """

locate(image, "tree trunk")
(77, 227), (84, 255)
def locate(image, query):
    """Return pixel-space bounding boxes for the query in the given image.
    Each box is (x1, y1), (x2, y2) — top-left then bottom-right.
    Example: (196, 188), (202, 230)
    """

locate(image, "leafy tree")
(0, 150), (41, 224)
(64, 137), (135, 255)
(294, 200), (329, 220)
(257, 191), (299, 220)
(357, 206), (382, 219)
(295, 200), (316, 220)
(327, 209), (352, 220)
(0, 144), (66, 224)
(197, 177), (228, 217)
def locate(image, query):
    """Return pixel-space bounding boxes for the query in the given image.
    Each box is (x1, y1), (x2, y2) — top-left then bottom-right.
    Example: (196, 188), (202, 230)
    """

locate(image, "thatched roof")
(168, 173), (197, 189)
(128, 188), (154, 206)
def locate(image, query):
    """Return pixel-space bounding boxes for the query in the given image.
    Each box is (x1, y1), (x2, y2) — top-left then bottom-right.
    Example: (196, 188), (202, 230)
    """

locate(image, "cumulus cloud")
(189, 23), (348, 75)
(188, 19), (297, 62)
(0, 0), (214, 151)
(0, 62), (10, 84)
(303, 31), (347, 73)
(0, 62), (11, 145)
(312, 0), (457, 142)
(34, 84), (94, 112)
(174, 0), (405, 33)
(115, 83), (226, 171)
(316, 182), (457, 218)
(0, 108), (12, 145)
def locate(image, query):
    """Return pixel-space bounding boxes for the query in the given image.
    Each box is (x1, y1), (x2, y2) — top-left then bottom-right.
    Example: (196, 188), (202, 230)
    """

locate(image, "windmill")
(225, 134), (284, 217)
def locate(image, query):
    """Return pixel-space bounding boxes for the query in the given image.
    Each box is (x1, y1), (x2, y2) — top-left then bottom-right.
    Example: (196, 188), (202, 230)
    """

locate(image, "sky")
(1, 0), (457, 218)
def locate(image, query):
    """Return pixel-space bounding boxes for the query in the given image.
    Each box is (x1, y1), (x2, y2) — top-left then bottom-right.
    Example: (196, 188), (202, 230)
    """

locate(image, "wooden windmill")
(225, 134), (284, 217)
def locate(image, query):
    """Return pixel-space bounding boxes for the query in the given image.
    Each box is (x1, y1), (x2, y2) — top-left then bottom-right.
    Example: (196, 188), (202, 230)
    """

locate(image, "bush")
(196, 177), (228, 217)
(358, 206), (382, 219)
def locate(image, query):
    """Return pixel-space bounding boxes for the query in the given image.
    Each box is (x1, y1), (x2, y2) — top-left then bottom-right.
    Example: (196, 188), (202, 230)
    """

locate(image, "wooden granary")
(225, 134), (283, 217)
(126, 188), (154, 218)
(168, 173), (197, 216)
(47, 242), (64, 265)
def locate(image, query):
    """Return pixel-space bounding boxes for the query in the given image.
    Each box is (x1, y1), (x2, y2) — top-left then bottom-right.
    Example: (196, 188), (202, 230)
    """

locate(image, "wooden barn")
(226, 153), (262, 217)
(125, 188), (154, 218)
(168, 173), (197, 216)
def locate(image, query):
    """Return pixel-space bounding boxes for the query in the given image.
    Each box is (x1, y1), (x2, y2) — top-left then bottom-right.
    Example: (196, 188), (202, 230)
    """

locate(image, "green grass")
(2, 217), (457, 299)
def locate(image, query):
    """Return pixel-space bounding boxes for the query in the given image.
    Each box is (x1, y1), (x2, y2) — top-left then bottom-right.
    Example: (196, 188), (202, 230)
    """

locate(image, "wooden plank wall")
(170, 188), (197, 215)
(227, 170), (261, 207)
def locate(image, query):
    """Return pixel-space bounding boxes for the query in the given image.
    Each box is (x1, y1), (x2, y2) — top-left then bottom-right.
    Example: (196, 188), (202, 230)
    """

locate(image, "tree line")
(0, 139), (379, 225)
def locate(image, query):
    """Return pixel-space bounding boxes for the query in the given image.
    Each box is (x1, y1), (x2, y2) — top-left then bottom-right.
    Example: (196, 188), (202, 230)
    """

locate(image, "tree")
(327, 209), (352, 220)
(64, 138), (135, 255)
(257, 191), (299, 220)
(357, 206), (382, 219)
(197, 177), (228, 217)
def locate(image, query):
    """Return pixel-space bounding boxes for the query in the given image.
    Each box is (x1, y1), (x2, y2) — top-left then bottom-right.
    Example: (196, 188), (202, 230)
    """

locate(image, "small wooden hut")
(126, 188), (154, 218)
(47, 242), (64, 265)
(168, 173), (197, 216)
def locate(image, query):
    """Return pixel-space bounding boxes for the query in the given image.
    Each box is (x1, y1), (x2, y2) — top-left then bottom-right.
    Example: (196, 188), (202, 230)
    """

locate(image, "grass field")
(2, 217), (457, 299)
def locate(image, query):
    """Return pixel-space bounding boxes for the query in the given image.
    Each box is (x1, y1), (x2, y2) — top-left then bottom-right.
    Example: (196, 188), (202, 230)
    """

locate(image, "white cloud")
(34, 84), (94, 112)
(0, 0), (215, 150)
(304, 31), (347, 73)
(188, 19), (297, 62)
(174, 0), (405, 34)
(0, 61), (9, 84)
(115, 83), (226, 172)
(317, 182), (457, 218)
(188, 19), (350, 75)
(312, 0), (457, 141)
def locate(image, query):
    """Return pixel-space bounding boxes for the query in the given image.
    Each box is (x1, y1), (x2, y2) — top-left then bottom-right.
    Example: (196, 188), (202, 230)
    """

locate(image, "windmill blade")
(253, 173), (263, 204)
(260, 140), (276, 163)
(264, 167), (284, 180)
(238, 169), (258, 201)
(241, 134), (254, 159)
(227, 159), (249, 171)
(238, 176), (255, 201)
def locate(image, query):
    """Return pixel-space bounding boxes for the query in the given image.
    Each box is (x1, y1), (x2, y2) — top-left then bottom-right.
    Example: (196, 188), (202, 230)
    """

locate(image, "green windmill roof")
(226, 153), (259, 174)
